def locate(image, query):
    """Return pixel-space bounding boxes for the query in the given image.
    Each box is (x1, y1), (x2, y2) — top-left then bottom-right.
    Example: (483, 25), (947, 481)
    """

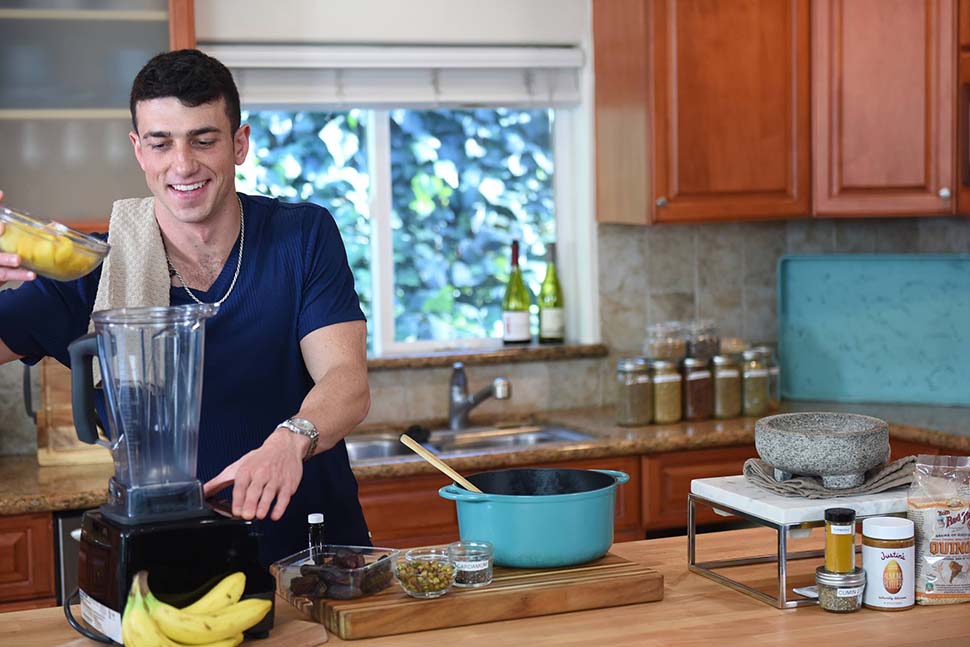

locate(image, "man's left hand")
(203, 428), (309, 521)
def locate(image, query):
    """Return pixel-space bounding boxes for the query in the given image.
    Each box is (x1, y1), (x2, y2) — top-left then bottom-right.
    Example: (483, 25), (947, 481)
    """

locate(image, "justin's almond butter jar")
(862, 517), (915, 610)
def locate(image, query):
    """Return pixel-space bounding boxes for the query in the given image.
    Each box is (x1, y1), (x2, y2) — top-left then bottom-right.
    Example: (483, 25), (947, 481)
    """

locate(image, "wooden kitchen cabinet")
(0, 512), (56, 612)
(168, 0), (196, 50)
(813, 0), (956, 216)
(959, 0), (970, 215)
(593, 0), (811, 224)
(961, 0), (970, 46)
(358, 455), (641, 548)
(890, 439), (940, 461)
(641, 445), (758, 532)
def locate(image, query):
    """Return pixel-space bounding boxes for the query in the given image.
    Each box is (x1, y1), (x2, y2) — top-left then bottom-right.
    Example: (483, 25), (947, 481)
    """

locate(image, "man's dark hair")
(129, 49), (241, 134)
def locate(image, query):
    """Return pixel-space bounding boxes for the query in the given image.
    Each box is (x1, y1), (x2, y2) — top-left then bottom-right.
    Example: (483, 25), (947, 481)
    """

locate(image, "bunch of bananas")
(121, 570), (272, 647)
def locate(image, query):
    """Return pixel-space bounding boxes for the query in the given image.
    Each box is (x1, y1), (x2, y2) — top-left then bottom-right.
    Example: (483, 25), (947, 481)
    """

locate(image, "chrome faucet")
(448, 362), (511, 431)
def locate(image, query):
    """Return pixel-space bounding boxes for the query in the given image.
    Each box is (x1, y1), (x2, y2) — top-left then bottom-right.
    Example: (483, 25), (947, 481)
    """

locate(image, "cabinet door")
(0, 513), (55, 608)
(357, 473), (458, 548)
(642, 445), (757, 531)
(959, 52), (970, 214)
(961, 0), (970, 46)
(594, 0), (811, 224)
(168, 0), (196, 50)
(813, 0), (956, 216)
(890, 439), (940, 462)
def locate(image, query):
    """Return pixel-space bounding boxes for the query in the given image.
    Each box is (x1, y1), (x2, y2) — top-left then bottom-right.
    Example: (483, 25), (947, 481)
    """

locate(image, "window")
(214, 43), (596, 355)
(237, 107), (555, 353)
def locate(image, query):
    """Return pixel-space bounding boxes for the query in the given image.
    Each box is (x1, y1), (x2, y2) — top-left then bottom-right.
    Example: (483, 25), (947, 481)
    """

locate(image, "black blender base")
(77, 507), (275, 639)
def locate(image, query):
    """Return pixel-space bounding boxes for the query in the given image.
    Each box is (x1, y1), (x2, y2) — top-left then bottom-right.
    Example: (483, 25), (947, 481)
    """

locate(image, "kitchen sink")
(345, 425), (596, 464)
(428, 425), (594, 453)
(344, 433), (425, 462)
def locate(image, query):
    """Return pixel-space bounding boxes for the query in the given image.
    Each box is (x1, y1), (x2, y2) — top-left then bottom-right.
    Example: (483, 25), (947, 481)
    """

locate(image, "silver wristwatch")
(278, 417), (319, 461)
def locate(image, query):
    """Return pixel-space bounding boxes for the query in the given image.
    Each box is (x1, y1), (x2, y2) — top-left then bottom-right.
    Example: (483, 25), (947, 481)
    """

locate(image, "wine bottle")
(538, 242), (564, 344)
(502, 240), (531, 345)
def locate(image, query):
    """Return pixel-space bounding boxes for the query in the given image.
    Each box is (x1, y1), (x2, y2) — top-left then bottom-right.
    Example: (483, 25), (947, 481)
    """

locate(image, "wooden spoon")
(399, 434), (484, 493)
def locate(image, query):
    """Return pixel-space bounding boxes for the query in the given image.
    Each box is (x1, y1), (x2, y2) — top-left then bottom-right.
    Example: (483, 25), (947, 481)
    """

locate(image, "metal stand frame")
(688, 493), (825, 609)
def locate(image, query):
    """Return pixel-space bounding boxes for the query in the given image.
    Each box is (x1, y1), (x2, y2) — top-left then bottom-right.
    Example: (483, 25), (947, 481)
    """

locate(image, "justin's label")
(863, 543), (915, 608)
(502, 311), (530, 341)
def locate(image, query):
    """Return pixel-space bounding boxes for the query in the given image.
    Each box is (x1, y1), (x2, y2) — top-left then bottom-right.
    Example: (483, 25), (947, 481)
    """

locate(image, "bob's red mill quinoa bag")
(907, 455), (970, 605)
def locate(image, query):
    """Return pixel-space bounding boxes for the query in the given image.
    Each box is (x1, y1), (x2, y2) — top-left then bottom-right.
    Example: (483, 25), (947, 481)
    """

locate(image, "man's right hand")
(0, 190), (37, 285)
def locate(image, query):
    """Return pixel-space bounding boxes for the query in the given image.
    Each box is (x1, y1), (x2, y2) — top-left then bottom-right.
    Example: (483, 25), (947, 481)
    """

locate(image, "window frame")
(214, 42), (599, 356)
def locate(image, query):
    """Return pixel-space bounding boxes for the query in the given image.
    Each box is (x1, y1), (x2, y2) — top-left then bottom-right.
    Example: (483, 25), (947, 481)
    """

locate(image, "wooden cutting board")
(312, 552), (663, 640)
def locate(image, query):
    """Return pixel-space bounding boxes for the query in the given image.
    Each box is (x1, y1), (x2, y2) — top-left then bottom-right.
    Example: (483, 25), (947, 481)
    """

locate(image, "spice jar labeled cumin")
(862, 517), (915, 610)
(615, 357), (652, 426)
(711, 355), (741, 419)
(650, 360), (682, 424)
(681, 357), (713, 421)
(816, 566), (866, 613)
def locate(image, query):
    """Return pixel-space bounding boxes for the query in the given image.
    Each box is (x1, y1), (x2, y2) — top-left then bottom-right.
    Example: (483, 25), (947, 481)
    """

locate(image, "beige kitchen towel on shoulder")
(89, 196), (170, 333)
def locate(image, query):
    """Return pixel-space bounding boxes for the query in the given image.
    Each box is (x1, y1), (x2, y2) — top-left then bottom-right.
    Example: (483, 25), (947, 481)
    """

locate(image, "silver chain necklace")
(164, 197), (245, 307)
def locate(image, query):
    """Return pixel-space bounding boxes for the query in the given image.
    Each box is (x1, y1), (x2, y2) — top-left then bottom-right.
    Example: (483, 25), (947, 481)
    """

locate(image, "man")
(0, 50), (371, 564)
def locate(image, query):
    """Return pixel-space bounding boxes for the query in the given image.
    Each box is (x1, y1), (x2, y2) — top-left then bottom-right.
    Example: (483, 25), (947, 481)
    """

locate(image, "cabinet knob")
(656, 197), (668, 207)
(939, 187), (952, 200)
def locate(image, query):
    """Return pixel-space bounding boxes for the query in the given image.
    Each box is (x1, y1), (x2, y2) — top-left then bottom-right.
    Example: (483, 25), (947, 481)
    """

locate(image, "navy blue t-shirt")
(0, 193), (371, 565)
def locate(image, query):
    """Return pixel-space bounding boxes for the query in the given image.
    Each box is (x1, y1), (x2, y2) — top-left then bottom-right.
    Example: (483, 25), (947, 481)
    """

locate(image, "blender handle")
(67, 333), (101, 445)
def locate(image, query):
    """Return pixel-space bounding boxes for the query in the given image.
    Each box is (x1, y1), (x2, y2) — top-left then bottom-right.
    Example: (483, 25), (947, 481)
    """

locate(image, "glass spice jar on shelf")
(711, 355), (742, 419)
(681, 357), (713, 421)
(644, 321), (687, 361)
(615, 357), (652, 426)
(686, 319), (720, 359)
(751, 345), (781, 409)
(650, 360), (682, 424)
(741, 349), (769, 417)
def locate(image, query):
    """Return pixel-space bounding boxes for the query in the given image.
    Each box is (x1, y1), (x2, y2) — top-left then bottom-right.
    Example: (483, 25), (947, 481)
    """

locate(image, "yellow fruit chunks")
(0, 222), (97, 280)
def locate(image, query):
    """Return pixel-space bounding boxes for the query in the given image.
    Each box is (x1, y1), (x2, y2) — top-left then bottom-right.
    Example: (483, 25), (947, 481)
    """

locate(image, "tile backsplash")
(1, 215), (968, 454)
(597, 216), (970, 356)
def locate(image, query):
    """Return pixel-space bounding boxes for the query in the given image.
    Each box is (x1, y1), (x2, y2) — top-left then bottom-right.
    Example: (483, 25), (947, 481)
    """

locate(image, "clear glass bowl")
(271, 545), (399, 619)
(394, 547), (456, 599)
(0, 206), (109, 281)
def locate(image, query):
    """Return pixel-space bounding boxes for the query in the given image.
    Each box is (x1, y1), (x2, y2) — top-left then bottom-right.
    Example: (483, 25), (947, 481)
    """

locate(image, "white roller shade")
(196, 0), (588, 46)
(202, 44), (584, 108)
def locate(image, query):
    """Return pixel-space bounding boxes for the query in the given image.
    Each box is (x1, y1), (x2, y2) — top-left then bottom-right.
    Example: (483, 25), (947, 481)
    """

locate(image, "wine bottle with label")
(538, 242), (564, 344)
(502, 240), (531, 345)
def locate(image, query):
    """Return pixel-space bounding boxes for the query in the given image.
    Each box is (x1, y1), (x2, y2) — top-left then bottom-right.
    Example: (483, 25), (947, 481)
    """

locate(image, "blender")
(65, 305), (273, 644)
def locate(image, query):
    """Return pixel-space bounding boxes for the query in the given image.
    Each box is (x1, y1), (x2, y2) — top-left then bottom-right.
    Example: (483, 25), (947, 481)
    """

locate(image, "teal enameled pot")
(438, 468), (630, 568)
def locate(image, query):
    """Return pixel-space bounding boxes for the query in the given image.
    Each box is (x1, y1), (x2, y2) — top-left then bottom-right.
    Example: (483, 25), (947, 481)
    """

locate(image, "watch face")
(288, 418), (318, 436)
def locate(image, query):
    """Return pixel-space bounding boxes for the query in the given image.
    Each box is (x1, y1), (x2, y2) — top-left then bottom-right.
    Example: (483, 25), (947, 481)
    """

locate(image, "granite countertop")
(1, 401), (967, 515)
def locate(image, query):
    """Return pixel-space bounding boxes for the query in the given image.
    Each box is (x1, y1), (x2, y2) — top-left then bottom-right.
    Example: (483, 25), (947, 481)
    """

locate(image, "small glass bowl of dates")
(394, 547), (456, 599)
(271, 544), (400, 612)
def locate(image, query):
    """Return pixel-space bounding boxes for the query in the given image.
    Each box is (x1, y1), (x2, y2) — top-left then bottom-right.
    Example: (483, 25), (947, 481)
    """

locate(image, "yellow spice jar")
(824, 507), (856, 574)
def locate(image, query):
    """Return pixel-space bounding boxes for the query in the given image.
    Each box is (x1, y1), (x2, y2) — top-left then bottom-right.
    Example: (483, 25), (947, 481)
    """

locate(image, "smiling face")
(129, 97), (250, 226)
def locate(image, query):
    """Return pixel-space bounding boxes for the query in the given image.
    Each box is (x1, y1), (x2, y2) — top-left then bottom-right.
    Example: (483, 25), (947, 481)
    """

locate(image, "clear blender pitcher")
(68, 305), (218, 524)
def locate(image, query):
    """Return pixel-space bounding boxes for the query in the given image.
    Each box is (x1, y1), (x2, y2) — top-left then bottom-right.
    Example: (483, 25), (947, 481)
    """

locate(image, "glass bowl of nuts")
(394, 547), (456, 598)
